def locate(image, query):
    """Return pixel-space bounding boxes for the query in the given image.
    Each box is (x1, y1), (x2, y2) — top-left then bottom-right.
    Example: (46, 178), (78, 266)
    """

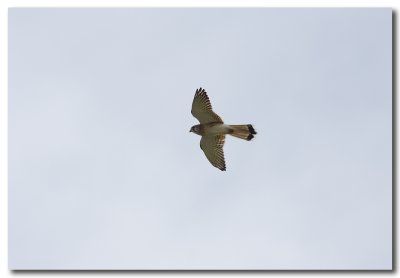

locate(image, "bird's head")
(190, 125), (201, 135)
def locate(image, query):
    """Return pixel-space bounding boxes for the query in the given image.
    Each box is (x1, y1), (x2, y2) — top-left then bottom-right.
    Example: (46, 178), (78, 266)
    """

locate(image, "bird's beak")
(189, 129), (192, 132)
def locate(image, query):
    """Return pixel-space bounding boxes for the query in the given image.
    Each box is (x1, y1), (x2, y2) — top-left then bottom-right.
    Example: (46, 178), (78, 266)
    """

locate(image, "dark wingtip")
(247, 124), (257, 134)
(198, 87), (206, 94)
(247, 134), (254, 141)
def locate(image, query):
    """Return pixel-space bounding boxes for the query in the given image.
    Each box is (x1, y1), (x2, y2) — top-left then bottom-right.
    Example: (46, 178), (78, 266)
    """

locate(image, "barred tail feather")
(229, 124), (257, 141)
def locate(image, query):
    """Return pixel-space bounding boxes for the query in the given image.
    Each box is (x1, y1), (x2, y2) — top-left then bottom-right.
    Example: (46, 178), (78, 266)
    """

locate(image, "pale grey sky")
(9, 8), (392, 270)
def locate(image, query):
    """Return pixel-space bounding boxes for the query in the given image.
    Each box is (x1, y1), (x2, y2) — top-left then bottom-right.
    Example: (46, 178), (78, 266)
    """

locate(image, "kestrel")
(190, 87), (257, 171)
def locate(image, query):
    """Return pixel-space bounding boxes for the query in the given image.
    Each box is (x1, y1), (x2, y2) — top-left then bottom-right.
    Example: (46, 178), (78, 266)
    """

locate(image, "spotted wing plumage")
(191, 88), (223, 124)
(200, 135), (226, 171)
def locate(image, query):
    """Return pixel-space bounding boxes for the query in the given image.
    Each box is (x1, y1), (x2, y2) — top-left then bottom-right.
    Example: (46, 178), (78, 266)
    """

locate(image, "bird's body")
(190, 123), (232, 137)
(190, 87), (257, 171)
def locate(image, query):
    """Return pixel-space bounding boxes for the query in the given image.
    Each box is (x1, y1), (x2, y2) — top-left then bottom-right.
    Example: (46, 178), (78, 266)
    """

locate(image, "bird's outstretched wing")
(191, 88), (223, 124)
(200, 135), (226, 171)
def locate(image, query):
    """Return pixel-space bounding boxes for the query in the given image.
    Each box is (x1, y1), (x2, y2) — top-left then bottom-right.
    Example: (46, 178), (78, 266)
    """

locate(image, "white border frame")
(2, 1), (396, 277)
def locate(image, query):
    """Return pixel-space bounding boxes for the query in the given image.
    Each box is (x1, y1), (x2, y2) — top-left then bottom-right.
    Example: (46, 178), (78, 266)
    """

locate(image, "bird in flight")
(190, 87), (257, 171)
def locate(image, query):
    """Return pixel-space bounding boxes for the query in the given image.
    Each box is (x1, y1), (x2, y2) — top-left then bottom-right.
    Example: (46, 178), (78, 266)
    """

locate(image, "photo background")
(9, 8), (392, 269)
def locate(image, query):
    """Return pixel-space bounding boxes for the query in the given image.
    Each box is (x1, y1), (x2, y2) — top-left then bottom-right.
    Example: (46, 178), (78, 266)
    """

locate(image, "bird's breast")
(203, 123), (231, 136)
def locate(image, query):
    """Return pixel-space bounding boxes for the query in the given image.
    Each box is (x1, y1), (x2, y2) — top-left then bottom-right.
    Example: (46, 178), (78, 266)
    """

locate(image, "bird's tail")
(229, 124), (257, 141)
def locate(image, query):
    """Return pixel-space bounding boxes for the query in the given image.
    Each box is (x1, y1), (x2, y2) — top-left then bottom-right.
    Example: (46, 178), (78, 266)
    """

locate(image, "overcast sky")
(9, 8), (392, 270)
